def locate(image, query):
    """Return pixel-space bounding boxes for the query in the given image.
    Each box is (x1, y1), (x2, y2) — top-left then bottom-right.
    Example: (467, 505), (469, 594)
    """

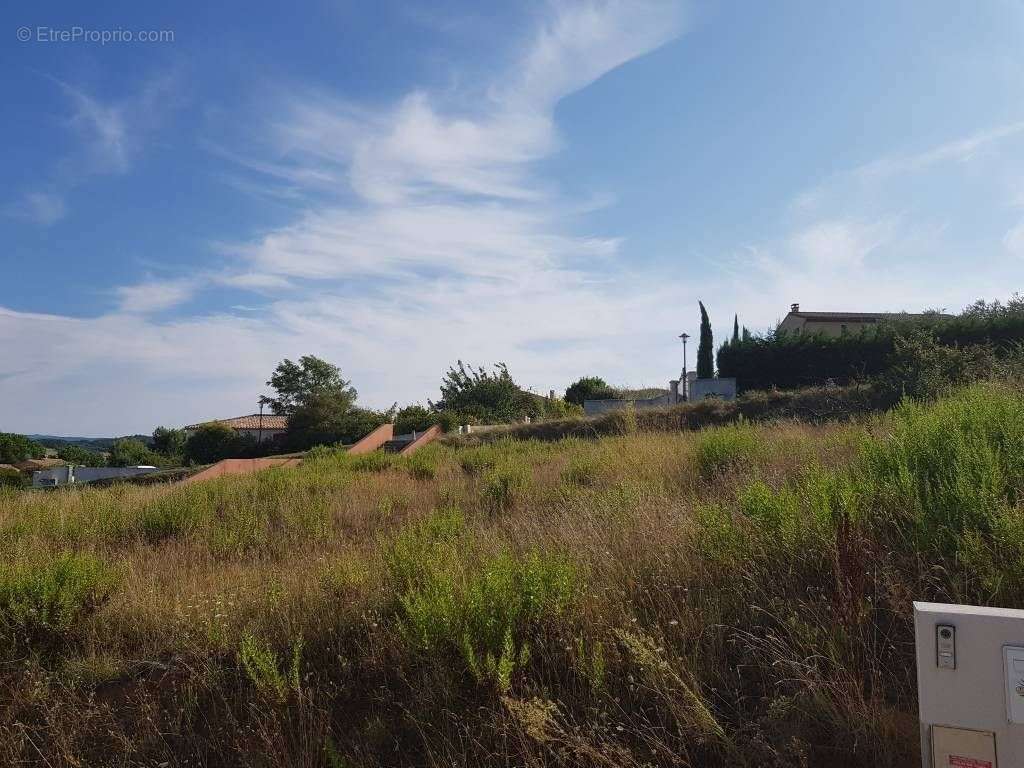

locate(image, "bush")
(183, 423), (252, 465)
(404, 450), (439, 481)
(0, 553), (118, 649)
(151, 426), (187, 458)
(238, 632), (303, 701)
(564, 376), (609, 407)
(348, 451), (394, 473)
(399, 547), (579, 690)
(394, 405), (437, 435)
(693, 423), (761, 479)
(481, 462), (530, 512)
(860, 382), (1024, 557)
(108, 438), (163, 467)
(56, 444), (107, 467)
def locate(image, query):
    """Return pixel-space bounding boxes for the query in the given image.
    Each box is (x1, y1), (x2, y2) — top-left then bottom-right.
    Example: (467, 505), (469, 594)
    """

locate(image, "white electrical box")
(915, 602), (1024, 767)
(1004, 646), (1024, 724)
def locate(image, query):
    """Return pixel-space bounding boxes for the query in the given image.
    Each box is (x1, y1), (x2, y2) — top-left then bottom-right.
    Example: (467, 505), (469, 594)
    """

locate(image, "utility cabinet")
(915, 602), (1024, 767)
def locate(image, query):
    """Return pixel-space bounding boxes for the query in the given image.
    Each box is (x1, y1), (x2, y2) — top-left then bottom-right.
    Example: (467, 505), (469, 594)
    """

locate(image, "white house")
(33, 465), (158, 488)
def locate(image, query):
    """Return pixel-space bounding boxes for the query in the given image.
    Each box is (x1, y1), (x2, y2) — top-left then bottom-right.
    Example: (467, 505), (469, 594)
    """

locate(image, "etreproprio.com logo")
(17, 26), (175, 44)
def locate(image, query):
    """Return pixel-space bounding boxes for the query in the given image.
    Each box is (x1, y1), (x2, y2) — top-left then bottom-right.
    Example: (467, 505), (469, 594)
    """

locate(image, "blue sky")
(3, 1), (1024, 435)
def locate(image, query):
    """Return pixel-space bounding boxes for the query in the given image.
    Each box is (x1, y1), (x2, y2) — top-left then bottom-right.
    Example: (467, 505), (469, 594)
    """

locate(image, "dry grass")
(3, 384), (1021, 766)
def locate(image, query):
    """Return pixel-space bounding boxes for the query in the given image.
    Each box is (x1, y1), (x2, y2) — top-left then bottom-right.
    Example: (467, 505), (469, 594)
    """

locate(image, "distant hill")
(27, 435), (152, 452)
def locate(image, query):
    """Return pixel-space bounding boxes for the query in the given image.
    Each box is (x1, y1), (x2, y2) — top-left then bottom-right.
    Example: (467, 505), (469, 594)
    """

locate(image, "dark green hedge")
(717, 302), (1024, 393)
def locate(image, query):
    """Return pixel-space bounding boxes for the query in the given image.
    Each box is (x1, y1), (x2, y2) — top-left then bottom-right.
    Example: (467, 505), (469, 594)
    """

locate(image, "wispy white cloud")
(8, 191), (66, 226)
(2, 2), (692, 433)
(854, 121), (1024, 181)
(116, 279), (199, 314)
(9, 71), (182, 226)
(788, 218), (894, 269)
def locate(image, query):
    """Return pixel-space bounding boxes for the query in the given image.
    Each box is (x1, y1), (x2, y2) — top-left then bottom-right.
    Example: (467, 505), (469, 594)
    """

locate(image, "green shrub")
(480, 462), (529, 512)
(458, 445), (501, 475)
(561, 454), (599, 487)
(0, 553), (118, 648)
(403, 450), (439, 481)
(348, 451), (395, 473)
(860, 383), (1024, 556)
(238, 632), (303, 700)
(384, 507), (466, 588)
(399, 549), (579, 690)
(694, 423), (761, 479)
(694, 502), (747, 567)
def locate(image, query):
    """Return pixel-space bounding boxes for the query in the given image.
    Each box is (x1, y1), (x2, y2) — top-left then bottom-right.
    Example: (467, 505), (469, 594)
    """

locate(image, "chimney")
(790, 302), (800, 313)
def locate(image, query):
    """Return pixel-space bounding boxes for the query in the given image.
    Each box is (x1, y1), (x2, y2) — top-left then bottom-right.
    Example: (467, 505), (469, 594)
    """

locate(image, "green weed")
(694, 423), (762, 479)
(0, 553), (118, 649)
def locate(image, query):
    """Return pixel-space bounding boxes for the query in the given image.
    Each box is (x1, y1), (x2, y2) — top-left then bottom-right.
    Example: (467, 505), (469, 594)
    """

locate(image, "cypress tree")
(697, 301), (714, 378)
(742, 325), (751, 342)
(732, 314), (740, 345)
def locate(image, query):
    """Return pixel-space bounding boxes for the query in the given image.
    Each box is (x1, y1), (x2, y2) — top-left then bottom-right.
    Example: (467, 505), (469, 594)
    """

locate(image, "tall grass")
(3, 382), (1022, 766)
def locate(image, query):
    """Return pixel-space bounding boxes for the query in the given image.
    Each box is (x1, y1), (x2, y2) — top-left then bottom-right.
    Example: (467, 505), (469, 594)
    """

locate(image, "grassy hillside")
(3, 382), (1024, 766)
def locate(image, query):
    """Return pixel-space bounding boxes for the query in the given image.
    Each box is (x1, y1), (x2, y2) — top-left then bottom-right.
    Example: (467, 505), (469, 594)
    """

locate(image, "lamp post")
(679, 333), (690, 401)
(257, 399), (265, 447)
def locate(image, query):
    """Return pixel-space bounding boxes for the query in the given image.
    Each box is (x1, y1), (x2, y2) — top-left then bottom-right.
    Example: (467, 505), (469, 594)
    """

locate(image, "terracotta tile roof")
(184, 414), (289, 431)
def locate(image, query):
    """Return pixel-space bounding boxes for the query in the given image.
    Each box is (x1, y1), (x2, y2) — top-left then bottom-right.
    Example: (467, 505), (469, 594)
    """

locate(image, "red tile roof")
(184, 414), (288, 431)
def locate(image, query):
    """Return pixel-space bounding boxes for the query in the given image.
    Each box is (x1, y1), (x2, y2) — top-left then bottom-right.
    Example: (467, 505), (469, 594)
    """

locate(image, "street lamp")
(679, 333), (690, 401)
(257, 398), (267, 447)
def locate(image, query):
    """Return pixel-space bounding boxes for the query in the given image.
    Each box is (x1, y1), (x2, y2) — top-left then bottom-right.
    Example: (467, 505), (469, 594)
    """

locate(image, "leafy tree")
(394, 405), (438, 435)
(697, 301), (714, 379)
(564, 376), (610, 407)
(284, 391), (389, 449)
(732, 314), (740, 345)
(56, 445), (106, 467)
(0, 433), (45, 464)
(152, 426), (186, 457)
(108, 438), (161, 467)
(430, 362), (537, 424)
(262, 356), (356, 416)
(183, 423), (252, 465)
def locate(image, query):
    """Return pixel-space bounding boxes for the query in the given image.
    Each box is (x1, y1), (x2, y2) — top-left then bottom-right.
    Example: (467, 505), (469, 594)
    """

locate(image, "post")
(679, 333), (690, 401)
(257, 401), (264, 446)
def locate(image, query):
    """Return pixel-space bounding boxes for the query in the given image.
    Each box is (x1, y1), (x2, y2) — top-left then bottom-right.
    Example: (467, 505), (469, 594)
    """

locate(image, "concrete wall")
(582, 377), (736, 415)
(346, 423), (394, 455)
(690, 377), (737, 401)
(399, 424), (442, 455)
(915, 601), (1024, 766)
(583, 393), (673, 416)
(179, 457), (300, 485)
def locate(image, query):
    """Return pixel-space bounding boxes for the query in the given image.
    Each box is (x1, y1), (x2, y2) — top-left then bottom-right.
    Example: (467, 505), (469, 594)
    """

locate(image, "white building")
(33, 465), (158, 488)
